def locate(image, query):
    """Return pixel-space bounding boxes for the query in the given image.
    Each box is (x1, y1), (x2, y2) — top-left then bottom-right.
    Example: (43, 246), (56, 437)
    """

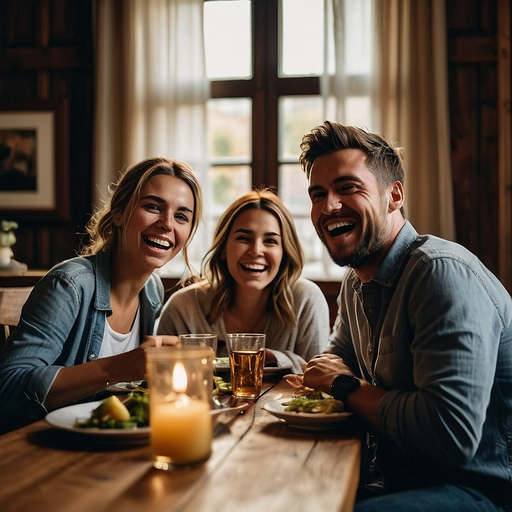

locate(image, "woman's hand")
(107, 335), (180, 384)
(46, 335), (180, 410)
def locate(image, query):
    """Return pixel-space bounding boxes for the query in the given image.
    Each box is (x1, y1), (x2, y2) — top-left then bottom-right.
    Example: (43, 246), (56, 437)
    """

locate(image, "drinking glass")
(178, 333), (218, 355)
(145, 346), (214, 470)
(226, 333), (266, 399)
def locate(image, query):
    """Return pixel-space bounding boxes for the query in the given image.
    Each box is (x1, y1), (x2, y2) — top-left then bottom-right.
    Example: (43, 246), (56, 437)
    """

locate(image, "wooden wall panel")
(0, 0), (93, 269)
(497, 0), (512, 291)
(449, 65), (481, 252)
(447, 0), (504, 280)
(479, 63), (499, 272)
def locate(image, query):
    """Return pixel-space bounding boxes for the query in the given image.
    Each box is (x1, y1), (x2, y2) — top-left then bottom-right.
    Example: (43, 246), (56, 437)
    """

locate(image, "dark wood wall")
(0, 0), (510, 292)
(0, 0), (94, 268)
(447, 0), (501, 275)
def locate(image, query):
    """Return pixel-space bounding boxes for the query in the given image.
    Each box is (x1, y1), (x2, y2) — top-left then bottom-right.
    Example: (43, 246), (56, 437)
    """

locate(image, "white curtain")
(323, 0), (455, 240)
(93, 0), (210, 273)
(322, 0), (378, 129)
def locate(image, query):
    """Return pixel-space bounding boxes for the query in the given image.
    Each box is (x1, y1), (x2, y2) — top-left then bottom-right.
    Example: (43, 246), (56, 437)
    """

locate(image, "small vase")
(0, 246), (13, 267)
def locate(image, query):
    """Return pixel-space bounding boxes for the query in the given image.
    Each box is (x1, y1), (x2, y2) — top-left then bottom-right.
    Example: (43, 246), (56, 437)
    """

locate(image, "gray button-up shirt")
(327, 221), (512, 506)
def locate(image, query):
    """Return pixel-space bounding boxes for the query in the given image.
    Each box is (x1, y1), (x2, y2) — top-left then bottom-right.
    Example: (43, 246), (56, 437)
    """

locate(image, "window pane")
(204, 0), (252, 80)
(344, 0), (373, 75)
(279, 164), (349, 280)
(279, 96), (323, 160)
(209, 165), (252, 214)
(279, 163), (309, 216)
(279, 98), (323, 268)
(279, 164), (322, 264)
(345, 96), (372, 129)
(280, 0), (324, 77)
(207, 98), (252, 160)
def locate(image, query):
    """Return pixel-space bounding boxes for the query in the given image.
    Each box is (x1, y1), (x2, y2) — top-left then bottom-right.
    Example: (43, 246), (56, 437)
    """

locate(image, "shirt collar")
(371, 220), (419, 287)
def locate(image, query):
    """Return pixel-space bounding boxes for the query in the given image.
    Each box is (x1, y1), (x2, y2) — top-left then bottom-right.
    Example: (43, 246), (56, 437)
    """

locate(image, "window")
(203, 0), (371, 279)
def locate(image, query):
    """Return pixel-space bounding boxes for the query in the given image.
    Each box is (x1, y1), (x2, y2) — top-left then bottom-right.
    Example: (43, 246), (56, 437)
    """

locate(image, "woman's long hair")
(203, 188), (304, 327)
(79, 157), (202, 277)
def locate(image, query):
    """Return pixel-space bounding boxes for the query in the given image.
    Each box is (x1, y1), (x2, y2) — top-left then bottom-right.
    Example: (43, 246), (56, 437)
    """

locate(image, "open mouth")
(327, 220), (356, 238)
(240, 263), (268, 273)
(142, 235), (172, 250)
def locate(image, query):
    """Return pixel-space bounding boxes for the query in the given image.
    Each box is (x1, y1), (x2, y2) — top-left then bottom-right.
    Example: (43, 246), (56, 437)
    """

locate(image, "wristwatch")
(330, 374), (360, 402)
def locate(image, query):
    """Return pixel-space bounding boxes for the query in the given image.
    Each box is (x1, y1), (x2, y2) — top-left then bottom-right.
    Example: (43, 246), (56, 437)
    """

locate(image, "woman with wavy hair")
(0, 157), (202, 433)
(158, 188), (330, 373)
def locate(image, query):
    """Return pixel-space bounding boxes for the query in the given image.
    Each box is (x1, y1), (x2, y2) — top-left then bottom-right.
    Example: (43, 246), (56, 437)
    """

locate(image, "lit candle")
(150, 361), (212, 467)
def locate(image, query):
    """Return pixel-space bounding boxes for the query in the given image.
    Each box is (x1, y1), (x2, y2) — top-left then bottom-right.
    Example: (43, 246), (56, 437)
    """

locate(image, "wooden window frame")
(209, 0), (320, 191)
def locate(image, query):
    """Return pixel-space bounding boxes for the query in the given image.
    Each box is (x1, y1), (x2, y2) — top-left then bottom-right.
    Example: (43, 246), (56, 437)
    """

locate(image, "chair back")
(0, 286), (33, 347)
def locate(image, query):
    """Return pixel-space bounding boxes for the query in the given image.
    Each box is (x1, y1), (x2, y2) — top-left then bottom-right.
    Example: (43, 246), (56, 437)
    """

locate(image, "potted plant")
(0, 220), (18, 267)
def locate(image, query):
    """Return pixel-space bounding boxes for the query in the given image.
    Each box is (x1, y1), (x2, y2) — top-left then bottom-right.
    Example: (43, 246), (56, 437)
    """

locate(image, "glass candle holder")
(145, 346), (214, 470)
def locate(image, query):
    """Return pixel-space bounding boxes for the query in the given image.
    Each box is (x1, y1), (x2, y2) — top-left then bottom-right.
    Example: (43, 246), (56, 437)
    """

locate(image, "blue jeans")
(354, 484), (507, 512)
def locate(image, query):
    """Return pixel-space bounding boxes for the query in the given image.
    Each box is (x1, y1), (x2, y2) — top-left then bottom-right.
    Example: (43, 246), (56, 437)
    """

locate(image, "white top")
(99, 308), (140, 358)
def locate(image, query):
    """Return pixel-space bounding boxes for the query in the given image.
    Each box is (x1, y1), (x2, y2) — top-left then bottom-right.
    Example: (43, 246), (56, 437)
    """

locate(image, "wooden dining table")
(0, 377), (362, 512)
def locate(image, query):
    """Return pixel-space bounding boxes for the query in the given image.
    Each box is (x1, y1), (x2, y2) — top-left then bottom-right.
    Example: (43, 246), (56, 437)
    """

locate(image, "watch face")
(331, 374), (360, 401)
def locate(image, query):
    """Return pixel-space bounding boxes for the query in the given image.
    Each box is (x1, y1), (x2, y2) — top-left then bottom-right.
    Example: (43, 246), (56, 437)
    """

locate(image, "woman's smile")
(225, 208), (283, 292)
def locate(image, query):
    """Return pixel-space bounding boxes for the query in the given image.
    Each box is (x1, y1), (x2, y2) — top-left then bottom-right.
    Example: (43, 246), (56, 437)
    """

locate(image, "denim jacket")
(327, 221), (512, 507)
(0, 250), (164, 433)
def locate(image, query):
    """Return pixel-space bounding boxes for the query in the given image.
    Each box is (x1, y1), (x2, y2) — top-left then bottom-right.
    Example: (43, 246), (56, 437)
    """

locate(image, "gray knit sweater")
(157, 277), (330, 373)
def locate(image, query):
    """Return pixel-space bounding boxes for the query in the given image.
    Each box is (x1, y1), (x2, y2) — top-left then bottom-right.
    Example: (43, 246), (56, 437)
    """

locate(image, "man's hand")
(302, 354), (356, 393)
(284, 353), (385, 429)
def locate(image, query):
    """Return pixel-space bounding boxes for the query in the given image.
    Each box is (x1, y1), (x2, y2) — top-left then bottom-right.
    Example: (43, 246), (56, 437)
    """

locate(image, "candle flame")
(173, 362), (188, 393)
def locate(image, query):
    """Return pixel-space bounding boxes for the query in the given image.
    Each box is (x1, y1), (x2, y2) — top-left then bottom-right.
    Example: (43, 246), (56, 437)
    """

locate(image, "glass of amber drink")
(226, 333), (266, 399)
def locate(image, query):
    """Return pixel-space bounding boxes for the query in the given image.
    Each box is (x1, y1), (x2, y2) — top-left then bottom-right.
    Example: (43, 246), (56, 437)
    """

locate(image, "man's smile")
(325, 220), (356, 238)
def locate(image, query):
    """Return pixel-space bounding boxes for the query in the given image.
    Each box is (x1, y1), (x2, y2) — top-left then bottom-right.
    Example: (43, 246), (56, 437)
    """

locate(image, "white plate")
(45, 400), (248, 443)
(211, 402), (250, 419)
(45, 401), (151, 444)
(263, 398), (353, 431)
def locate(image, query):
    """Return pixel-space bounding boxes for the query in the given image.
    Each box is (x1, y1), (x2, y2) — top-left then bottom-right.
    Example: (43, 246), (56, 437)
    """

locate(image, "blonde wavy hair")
(203, 188), (304, 328)
(79, 157), (202, 277)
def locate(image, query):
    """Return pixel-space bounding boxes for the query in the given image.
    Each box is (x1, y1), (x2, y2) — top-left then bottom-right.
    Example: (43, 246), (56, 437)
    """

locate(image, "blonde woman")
(0, 157), (202, 433)
(158, 188), (330, 373)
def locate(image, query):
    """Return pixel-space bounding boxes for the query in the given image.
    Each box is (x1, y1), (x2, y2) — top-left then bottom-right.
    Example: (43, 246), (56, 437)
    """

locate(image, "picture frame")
(0, 99), (69, 221)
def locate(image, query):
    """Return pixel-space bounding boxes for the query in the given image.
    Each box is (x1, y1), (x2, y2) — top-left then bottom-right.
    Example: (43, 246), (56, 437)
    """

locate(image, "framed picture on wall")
(0, 99), (69, 221)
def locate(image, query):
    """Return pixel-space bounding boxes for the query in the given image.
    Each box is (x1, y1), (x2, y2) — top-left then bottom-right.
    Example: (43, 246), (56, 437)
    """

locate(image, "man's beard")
(317, 222), (389, 269)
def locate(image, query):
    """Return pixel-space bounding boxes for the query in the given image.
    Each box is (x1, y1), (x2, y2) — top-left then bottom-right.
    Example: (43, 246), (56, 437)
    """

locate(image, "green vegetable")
(213, 375), (231, 395)
(282, 391), (345, 414)
(75, 391), (149, 429)
(123, 391), (150, 427)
